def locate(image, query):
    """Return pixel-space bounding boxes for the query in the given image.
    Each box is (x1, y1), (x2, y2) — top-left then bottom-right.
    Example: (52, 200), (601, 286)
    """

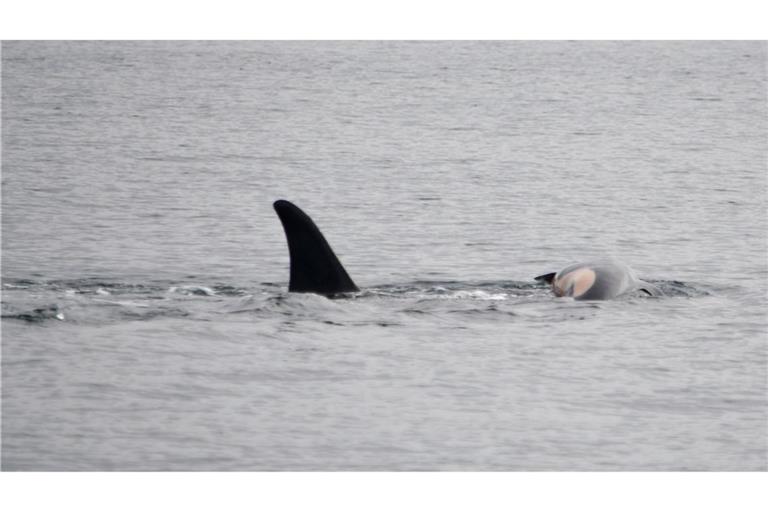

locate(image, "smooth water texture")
(2, 41), (766, 470)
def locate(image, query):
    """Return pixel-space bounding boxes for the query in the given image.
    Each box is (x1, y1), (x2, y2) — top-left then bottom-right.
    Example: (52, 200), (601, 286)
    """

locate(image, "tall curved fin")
(273, 200), (359, 296)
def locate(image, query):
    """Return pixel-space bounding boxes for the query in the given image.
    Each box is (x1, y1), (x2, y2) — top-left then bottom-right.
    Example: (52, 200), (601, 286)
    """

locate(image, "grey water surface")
(2, 41), (766, 470)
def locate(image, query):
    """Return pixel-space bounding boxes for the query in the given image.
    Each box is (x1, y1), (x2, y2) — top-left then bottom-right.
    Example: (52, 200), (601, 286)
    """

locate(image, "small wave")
(210, 284), (250, 296)
(2, 277), (250, 298)
(433, 290), (508, 301)
(168, 285), (217, 296)
(119, 307), (190, 321)
(2, 305), (64, 323)
(363, 280), (537, 300)
(93, 298), (151, 308)
(2, 278), (37, 289)
(652, 280), (712, 298)
(42, 279), (162, 295)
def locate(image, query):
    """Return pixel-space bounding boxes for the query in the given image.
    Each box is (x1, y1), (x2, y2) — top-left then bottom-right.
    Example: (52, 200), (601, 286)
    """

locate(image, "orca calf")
(534, 261), (661, 300)
(273, 199), (660, 300)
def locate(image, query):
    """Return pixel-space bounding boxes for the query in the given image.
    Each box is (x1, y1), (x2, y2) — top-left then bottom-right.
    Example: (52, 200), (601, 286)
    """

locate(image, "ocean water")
(1, 41), (766, 471)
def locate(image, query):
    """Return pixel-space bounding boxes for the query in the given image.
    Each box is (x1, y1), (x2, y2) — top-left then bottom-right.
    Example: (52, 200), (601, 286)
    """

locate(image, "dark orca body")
(273, 199), (660, 300)
(273, 200), (358, 297)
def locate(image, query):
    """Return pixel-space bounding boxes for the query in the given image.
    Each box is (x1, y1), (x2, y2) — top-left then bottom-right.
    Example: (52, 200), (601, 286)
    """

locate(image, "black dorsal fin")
(273, 200), (359, 296)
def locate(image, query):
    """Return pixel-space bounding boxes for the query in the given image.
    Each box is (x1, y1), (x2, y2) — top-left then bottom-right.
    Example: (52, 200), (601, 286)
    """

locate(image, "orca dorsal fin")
(273, 200), (359, 297)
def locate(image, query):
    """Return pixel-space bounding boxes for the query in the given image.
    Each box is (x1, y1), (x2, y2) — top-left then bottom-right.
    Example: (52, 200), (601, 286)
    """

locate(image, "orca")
(534, 261), (661, 300)
(273, 199), (661, 300)
(273, 199), (359, 297)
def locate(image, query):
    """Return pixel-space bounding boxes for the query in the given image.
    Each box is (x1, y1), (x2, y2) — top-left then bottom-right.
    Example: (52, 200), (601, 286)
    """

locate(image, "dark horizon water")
(2, 41), (766, 470)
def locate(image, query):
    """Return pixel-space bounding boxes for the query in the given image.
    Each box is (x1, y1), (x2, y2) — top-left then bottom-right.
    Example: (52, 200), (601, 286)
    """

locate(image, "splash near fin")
(534, 272), (557, 284)
(273, 200), (359, 297)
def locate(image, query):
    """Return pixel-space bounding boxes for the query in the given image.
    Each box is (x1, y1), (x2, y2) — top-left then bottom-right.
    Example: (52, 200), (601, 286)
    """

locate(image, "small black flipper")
(534, 272), (557, 284)
(273, 200), (359, 296)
